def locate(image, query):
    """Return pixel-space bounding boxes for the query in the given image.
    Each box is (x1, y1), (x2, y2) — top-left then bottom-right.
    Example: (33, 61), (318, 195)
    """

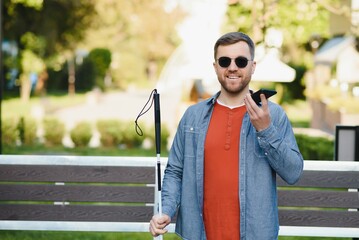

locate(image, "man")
(149, 32), (303, 239)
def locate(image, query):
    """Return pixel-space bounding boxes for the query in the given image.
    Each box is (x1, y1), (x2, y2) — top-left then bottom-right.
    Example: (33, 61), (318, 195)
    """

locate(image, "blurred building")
(310, 0), (359, 133)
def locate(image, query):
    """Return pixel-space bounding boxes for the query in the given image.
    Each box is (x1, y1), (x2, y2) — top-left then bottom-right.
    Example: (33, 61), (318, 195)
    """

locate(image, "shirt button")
(190, 127), (194, 131)
(265, 152), (268, 155)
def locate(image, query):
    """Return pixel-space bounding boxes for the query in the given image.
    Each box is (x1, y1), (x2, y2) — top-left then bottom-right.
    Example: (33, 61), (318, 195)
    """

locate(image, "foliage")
(295, 134), (334, 160)
(281, 64), (307, 102)
(87, 48), (112, 90)
(18, 116), (38, 146)
(79, 0), (183, 88)
(225, 1), (344, 103)
(43, 117), (65, 146)
(121, 121), (146, 148)
(3, 0), (96, 57)
(70, 121), (93, 147)
(148, 124), (171, 151)
(1, 117), (19, 146)
(96, 119), (123, 148)
(306, 85), (359, 114)
(226, 1), (334, 46)
(3, 0), (97, 99)
(74, 56), (96, 91)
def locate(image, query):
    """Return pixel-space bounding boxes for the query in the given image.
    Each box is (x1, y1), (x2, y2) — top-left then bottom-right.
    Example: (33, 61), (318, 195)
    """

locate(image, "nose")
(228, 59), (238, 71)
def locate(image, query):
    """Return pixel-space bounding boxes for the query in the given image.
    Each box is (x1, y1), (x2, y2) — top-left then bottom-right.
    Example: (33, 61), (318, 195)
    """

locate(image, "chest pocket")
(183, 125), (200, 158)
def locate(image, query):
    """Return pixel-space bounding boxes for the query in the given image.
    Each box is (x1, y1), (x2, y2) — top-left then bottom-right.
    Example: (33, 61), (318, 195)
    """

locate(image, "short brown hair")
(214, 32), (255, 60)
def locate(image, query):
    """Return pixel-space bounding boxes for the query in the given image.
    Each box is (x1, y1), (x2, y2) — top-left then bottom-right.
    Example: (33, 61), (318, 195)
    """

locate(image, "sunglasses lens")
(218, 57), (231, 68)
(235, 57), (248, 68)
(218, 56), (249, 68)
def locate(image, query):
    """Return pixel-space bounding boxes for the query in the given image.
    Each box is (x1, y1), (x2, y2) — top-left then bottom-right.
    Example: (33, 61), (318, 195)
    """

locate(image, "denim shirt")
(161, 92), (303, 240)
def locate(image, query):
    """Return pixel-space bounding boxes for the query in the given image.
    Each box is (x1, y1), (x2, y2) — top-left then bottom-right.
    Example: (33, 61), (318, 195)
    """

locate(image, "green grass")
(3, 144), (168, 157)
(0, 231), (350, 240)
(0, 231), (181, 240)
(2, 92), (86, 119)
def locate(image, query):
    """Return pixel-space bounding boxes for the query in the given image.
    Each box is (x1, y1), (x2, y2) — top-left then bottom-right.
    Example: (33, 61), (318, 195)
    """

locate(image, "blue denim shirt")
(161, 92), (303, 240)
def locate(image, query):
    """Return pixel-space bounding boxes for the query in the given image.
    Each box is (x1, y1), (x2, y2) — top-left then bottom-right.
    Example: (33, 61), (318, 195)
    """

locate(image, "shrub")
(295, 134), (334, 160)
(18, 117), (38, 146)
(43, 117), (65, 146)
(121, 121), (146, 148)
(96, 119), (122, 147)
(70, 121), (93, 147)
(148, 124), (170, 151)
(87, 48), (112, 90)
(2, 117), (18, 146)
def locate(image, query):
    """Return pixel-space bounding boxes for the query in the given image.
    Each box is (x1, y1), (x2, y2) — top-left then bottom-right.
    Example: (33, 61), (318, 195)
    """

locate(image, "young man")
(149, 32), (303, 240)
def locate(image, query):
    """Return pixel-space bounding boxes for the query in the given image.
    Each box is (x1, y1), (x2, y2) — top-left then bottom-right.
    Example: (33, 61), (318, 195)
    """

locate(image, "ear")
(213, 62), (218, 73)
(251, 61), (256, 75)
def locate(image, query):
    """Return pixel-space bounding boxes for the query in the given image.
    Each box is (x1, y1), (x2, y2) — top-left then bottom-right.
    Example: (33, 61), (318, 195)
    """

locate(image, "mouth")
(227, 75), (240, 80)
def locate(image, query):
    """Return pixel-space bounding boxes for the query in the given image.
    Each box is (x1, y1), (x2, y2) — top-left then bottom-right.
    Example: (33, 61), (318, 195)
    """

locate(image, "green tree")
(226, 0), (337, 65)
(225, 0), (345, 102)
(78, 0), (183, 88)
(3, 0), (96, 100)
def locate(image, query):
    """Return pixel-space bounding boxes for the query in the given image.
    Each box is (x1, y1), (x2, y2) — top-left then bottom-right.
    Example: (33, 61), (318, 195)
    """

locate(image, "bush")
(70, 121), (93, 147)
(43, 117), (65, 146)
(87, 48), (112, 90)
(76, 57), (96, 91)
(2, 117), (18, 146)
(121, 121), (146, 148)
(18, 117), (38, 146)
(96, 119), (122, 147)
(295, 134), (334, 160)
(148, 124), (170, 151)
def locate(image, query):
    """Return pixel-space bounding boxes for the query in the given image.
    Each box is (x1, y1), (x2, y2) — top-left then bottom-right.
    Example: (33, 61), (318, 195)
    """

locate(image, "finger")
(260, 93), (268, 112)
(149, 215), (170, 236)
(245, 93), (259, 116)
(149, 223), (168, 236)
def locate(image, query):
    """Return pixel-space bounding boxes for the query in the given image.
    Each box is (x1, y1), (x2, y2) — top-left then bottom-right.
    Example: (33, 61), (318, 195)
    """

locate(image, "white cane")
(154, 90), (163, 240)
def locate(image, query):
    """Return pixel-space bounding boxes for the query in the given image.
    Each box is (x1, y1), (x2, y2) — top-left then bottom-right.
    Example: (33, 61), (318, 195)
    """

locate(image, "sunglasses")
(217, 56), (252, 68)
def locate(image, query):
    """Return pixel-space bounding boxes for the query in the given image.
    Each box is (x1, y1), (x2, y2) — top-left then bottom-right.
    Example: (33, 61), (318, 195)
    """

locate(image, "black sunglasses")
(217, 56), (252, 68)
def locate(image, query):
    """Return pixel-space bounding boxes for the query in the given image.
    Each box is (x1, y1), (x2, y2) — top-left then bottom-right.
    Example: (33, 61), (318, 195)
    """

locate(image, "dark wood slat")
(0, 204), (153, 222)
(279, 209), (359, 228)
(0, 184), (155, 203)
(277, 171), (359, 189)
(0, 165), (155, 183)
(278, 189), (359, 208)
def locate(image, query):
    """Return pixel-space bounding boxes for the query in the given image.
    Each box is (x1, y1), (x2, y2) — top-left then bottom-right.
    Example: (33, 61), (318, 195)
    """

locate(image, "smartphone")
(251, 89), (277, 105)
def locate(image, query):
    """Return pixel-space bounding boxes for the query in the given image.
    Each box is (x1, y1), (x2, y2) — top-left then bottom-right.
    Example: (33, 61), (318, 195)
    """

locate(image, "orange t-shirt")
(203, 102), (246, 240)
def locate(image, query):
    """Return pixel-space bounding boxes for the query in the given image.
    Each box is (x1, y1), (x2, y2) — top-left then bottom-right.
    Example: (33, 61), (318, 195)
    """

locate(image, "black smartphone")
(251, 89), (277, 105)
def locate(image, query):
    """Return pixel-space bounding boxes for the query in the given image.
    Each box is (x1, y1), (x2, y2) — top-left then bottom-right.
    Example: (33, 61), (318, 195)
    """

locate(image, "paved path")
(54, 89), (184, 147)
(53, 89), (333, 147)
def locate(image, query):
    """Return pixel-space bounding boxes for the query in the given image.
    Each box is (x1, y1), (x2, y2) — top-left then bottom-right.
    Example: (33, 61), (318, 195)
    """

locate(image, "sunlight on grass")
(2, 93), (87, 119)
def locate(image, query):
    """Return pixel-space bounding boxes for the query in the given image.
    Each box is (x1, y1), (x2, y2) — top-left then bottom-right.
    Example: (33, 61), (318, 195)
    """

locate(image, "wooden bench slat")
(279, 209), (359, 228)
(278, 189), (359, 208)
(277, 171), (359, 189)
(0, 165), (155, 183)
(0, 184), (154, 203)
(0, 204), (153, 222)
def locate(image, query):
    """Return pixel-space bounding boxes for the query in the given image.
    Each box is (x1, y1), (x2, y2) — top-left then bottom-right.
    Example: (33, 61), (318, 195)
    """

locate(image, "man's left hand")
(244, 93), (271, 132)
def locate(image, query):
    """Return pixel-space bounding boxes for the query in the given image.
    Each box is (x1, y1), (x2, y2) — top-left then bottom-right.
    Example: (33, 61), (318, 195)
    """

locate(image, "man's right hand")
(149, 214), (171, 237)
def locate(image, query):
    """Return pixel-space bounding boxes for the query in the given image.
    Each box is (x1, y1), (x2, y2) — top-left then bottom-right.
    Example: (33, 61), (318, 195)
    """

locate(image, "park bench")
(0, 155), (358, 238)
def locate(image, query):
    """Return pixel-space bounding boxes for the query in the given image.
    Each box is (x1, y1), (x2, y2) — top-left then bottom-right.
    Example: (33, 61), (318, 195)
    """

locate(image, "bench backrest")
(277, 160), (359, 237)
(0, 155), (161, 232)
(0, 155), (359, 237)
